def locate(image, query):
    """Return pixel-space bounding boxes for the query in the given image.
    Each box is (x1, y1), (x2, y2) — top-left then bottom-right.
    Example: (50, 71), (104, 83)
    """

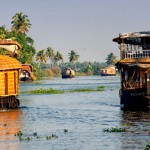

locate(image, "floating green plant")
(46, 135), (52, 140)
(103, 127), (127, 132)
(144, 142), (150, 150)
(19, 136), (32, 141)
(69, 88), (95, 93)
(15, 130), (23, 136)
(97, 86), (105, 91)
(22, 88), (64, 94)
(64, 129), (68, 133)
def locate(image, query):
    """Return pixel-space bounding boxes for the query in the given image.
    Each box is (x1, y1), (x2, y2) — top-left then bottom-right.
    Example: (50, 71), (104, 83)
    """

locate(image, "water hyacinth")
(103, 127), (127, 132)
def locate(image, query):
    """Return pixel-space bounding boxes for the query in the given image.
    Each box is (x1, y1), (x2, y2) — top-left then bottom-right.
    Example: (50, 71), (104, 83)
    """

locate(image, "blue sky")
(1, 0), (150, 62)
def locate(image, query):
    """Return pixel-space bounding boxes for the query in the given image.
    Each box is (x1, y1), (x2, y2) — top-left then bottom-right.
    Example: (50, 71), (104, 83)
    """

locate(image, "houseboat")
(100, 65), (117, 76)
(20, 64), (36, 82)
(113, 31), (150, 110)
(62, 67), (75, 79)
(0, 39), (22, 109)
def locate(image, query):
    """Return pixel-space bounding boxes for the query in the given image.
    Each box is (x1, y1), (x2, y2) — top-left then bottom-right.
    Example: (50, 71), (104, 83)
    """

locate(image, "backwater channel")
(0, 76), (149, 150)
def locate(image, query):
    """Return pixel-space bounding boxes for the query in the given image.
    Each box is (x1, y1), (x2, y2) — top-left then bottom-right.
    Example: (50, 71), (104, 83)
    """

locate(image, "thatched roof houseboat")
(20, 64), (36, 82)
(0, 40), (22, 109)
(62, 67), (75, 79)
(100, 65), (117, 76)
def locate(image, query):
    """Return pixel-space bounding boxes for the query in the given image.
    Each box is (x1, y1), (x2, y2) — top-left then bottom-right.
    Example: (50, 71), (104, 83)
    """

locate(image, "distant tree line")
(0, 12), (118, 78)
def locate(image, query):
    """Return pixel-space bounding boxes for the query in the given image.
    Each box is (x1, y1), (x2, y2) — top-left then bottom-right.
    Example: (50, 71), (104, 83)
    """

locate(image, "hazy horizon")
(1, 0), (150, 62)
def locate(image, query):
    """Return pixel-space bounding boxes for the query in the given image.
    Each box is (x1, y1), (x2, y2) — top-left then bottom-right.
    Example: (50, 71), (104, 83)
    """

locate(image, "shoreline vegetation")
(20, 86), (106, 95)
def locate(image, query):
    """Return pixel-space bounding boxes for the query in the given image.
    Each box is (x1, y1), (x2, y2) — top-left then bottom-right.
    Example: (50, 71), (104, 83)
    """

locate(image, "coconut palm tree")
(106, 52), (118, 66)
(11, 12), (31, 33)
(68, 50), (79, 70)
(36, 50), (47, 66)
(54, 51), (64, 66)
(45, 47), (55, 68)
(68, 50), (79, 64)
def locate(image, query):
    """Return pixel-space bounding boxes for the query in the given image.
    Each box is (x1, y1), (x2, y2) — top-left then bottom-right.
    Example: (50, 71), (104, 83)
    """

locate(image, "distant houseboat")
(0, 40), (22, 109)
(100, 65), (117, 76)
(113, 31), (150, 110)
(62, 67), (75, 79)
(20, 64), (36, 82)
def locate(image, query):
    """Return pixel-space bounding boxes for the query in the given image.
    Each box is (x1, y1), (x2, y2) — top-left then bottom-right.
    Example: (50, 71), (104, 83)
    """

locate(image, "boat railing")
(124, 50), (150, 59)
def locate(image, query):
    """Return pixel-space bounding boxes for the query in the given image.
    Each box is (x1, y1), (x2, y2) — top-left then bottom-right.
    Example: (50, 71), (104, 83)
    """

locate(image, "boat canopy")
(0, 39), (21, 54)
(113, 31), (150, 45)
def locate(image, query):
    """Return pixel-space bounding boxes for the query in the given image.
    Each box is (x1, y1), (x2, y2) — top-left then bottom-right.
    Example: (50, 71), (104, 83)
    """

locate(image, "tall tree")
(54, 51), (64, 66)
(68, 50), (79, 64)
(45, 47), (55, 68)
(105, 52), (117, 66)
(11, 12), (31, 33)
(0, 25), (8, 39)
(68, 50), (79, 70)
(36, 50), (47, 65)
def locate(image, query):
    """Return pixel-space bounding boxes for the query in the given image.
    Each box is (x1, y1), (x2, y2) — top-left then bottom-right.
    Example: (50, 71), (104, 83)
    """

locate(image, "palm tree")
(36, 50), (47, 66)
(106, 52), (117, 66)
(11, 12), (31, 33)
(68, 50), (79, 64)
(45, 47), (55, 68)
(54, 51), (64, 66)
(68, 50), (79, 70)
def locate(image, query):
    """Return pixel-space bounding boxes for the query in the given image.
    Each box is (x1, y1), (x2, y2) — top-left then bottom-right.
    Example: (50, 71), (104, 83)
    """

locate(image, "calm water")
(0, 76), (150, 150)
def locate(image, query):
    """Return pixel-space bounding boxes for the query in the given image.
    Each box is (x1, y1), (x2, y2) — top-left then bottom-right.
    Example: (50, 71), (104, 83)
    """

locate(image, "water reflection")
(120, 111), (150, 150)
(0, 109), (22, 140)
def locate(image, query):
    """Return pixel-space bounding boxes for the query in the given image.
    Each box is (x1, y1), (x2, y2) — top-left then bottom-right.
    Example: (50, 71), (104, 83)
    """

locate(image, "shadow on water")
(119, 110), (150, 150)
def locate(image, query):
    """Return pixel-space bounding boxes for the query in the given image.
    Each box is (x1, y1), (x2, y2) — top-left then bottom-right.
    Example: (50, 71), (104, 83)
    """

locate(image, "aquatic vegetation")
(21, 86), (106, 95)
(144, 142), (150, 150)
(69, 88), (95, 92)
(22, 88), (64, 94)
(33, 132), (37, 136)
(97, 86), (105, 91)
(14, 131), (58, 142)
(64, 129), (68, 133)
(46, 135), (52, 140)
(15, 130), (23, 136)
(46, 134), (58, 140)
(103, 127), (127, 132)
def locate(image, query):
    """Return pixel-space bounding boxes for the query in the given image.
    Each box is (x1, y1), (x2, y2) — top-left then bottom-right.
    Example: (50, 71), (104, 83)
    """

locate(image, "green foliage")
(103, 127), (127, 132)
(69, 88), (95, 93)
(68, 50), (79, 64)
(11, 12), (31, 33)
(23, 88), (64, 94)
(105, 52), (118, 66)
(97, 86), (105, 91)
(144, 142), (150, 150)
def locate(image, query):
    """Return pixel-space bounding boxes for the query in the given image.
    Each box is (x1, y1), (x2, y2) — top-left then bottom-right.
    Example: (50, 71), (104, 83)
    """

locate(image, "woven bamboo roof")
(0, 55), (22, 70)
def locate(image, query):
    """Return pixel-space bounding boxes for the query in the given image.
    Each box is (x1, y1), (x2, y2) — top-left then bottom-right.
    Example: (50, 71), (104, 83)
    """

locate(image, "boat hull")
(0, 96), (20, 109)
(100, 73), (116, 76)
(120, 89), (149, 110)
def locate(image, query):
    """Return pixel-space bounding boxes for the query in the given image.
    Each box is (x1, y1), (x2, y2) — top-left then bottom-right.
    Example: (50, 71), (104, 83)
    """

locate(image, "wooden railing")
(124, 50), (150, 59)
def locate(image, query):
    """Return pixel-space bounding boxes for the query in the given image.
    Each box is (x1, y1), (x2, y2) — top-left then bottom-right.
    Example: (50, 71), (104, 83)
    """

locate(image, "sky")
(1, 0), (150, 62)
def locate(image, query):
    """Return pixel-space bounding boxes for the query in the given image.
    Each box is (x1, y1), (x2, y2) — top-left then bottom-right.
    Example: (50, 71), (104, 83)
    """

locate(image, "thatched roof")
(0, 55), (21, 70)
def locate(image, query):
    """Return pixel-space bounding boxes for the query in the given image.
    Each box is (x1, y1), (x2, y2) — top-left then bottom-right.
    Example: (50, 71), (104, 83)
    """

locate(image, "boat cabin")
(113, 31), (150, 110)
(100, 65), (117, 76)
(0, 40), (22, 109)
(20, 64), (36, 82)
